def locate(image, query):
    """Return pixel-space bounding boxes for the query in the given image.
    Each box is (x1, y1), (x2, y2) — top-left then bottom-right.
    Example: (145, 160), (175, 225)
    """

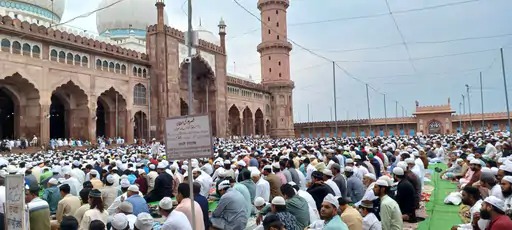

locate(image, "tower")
(257, 0), (295, 137)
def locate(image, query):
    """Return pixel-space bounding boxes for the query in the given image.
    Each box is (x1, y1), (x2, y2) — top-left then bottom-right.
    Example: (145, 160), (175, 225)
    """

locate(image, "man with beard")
(501, 176), (512, 219)
(479, 196), (512, 229)
(451, 186), (489, 230)
(393, 167), (417, 223)
(373, 179), (402, 230)
(307, 171), (334, 211)
(320, 194), (348, 230)
(144, 163), (173, 202)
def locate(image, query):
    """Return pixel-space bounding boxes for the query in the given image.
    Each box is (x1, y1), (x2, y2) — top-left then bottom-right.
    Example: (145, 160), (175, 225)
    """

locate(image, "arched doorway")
(0, 88), (14, 139)
(428, 120), (442, 135)
(49, 94), (66, 139)
(265, 120), (271, 136)
(255, 108), (264, 135)
(96, 88), (127, 139)
(134, 111), (148, 140)
(242, 107), (253, 136)
(0, 73), (40, 139)
(228, 105), (241, 136)
(51, 81), (89, 140)
(96, 101), (106, 138)
(180, 98), (189, 116)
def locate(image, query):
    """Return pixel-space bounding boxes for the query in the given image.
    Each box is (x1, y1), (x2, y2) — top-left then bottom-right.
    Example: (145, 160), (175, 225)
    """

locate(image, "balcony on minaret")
(257, 0), (290, 9)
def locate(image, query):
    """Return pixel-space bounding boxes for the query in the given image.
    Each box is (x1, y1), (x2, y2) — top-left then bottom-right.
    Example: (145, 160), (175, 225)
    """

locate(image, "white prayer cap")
(271, 196), (286, 206)
(483, 196), (506, 212)
(48, 178), (58, 185)
(111, 213), (129, 230)
(375, 179), (390, 187)
(364, 173), (376, 181)
(502, 176), (512, 184)
(271, 162), (280, 169)
(344, 166), (353, 172)
(322, 169), (333, 177)
(397, 161), (408, 171)
(128, 185), (139, 193)
(192, 168), (201, 173)
(322, 194), (339, 209)
(405, 158), (415, 164)
(217, 180), (231, 191)
(263, 165), (272, 170)
(138, 169), (146, 175)
(134, 213), (154, 230)
(491, 167), (499, 176)
(254, 197), (265, 207)
(499, 163), (512, 173)
(251, 171), (261, 177)
(148, 164), (155, 170)
(237, 160), (246, 167)
(106, 175), (115, 184)
(120, 179), (131, 188)
(481, 167), (491, 174)
(159, 197), (173, 210)
(346, 159), (354, 164)
(6, 165), (17, 174)
(393, 167), (404, 176)
(181, 165), (189, 171)
(157, 162), (166, 169)
(223, 160), (231, 165)
(470, 159), (481, 165)
(90, 169), (98, 175)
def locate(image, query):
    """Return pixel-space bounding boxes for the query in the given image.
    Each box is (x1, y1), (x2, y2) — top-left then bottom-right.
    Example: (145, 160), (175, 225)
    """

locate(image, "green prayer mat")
(418, 164), (462, 230)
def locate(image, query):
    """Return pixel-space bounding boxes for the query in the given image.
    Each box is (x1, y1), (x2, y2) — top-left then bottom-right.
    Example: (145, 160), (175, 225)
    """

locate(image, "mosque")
(0, 0), (295, 144)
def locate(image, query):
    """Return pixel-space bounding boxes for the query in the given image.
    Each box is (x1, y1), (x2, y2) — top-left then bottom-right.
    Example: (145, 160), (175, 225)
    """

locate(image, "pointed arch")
(255, 108), (264, 135)
(242, 106), (253, 136)
(228, 104), (241, 136)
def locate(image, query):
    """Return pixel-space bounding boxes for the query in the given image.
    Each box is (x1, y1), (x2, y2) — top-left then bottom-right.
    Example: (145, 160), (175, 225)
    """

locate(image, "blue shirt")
(125, 194), (149, 215)
(42, 186), (61, 214)
(324, 215), (349, 230)
(127, 174), (137, 184)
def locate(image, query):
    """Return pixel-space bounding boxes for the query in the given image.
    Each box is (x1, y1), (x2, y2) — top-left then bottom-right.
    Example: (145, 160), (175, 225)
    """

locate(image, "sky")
(60, 0), (512, 123)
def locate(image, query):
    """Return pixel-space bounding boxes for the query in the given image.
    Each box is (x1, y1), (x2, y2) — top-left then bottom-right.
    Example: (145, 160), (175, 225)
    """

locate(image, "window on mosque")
(102, 60), (108, 70)
(133, 67), (137, 76)
(342, 132), (347, 137)
(50, 50), (58, 61)
(22, 43), (30, 56)
(268, 29), (271, 34)
(66, 53), (73, 65)
(277, 35), (280, 40)
(81, 56), (88, 67)
(138, 68), (142, 77)
(143, 69), (147, 78)
(109, 62), (115, 71)
(409, 129), (415, 136)
(133, 84), (147, 105)
(493, 123), (499, 131)
(74, 54), (81, 65)
(1, 39), (10, 52)
(115, 63), (121, 73)
(121, 64), (127, 74)
(12, 41), (21, 54)
(277, 22), (279, 27)
(32, 45), (40, 58)
(58, 51), (65, 62)
(96, 59), (102, 69)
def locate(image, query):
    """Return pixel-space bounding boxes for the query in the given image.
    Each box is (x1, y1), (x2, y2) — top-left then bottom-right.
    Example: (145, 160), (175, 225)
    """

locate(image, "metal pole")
(307, 104), (310, 137)
(384, 94), (388, 132)
(186, 1), (196, 229)
(401, 106), (405, 134)
(466, 84), (473, 130)
(462, 94), (466, 130)
(115, 92), (118, 138)
(395, 101), (398, 117)
(459, 102), (462, 133)
(366, 84), (371, 136)
(479, 72), (485, 131)
(501, 48), (511, 131)
(332, 61), (338, 137)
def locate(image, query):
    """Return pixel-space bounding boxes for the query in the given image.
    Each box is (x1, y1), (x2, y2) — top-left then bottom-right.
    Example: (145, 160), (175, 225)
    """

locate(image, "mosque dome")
(194, 23), (220, 46)
(96, 0), (168, 38)
(0, 0), (65, 22)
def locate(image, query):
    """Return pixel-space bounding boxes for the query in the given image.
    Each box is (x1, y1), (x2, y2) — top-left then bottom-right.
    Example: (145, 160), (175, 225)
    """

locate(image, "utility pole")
(307, 104), (311, 137)
(466, 84), (473, 131)
(384, 94), (388, 132)
(501, 48), (511, 131)
(459, 102), (463, 133)
(401, 105), (405, 134)
(366, 84), (372, 135)
(462, 94), (466, 129)
(332, 61), (338, 137)
(479, 72), (485, 131)
(186, 1), (196, 229)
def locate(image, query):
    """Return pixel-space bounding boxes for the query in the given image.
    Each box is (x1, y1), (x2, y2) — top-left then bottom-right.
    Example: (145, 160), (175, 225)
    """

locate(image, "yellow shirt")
(340, 206), (363, 230)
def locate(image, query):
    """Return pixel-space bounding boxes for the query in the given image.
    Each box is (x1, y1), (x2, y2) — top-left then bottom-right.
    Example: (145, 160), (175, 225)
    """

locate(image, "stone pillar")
(67, 108), (74, 138)
(88, 96), (97, 144)
(125, 110), (134, 144)
(40, 103), (50, 148)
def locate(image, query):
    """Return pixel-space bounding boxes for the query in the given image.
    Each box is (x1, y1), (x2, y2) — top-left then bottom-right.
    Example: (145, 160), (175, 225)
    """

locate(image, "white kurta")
(255, 178), (270, 202)
(161, 210), (193, 230)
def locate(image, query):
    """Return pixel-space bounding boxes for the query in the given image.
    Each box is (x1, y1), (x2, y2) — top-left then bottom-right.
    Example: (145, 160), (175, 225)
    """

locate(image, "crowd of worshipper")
(437, 132), (512, 230)
(0, 131), (511, 230)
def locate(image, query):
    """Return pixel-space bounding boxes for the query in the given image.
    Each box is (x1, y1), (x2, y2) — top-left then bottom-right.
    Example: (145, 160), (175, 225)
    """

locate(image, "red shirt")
(486, 215), (512, 230)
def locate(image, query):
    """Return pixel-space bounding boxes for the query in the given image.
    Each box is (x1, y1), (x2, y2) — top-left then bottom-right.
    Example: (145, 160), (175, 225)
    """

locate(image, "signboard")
(165, 114), (213, 160)
(5, 175), (27, 230)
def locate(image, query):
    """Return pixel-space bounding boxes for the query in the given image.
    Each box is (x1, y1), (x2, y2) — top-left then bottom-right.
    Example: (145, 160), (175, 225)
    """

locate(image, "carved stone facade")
(295, 102), (511, 138)
(0, 1), (290, 144)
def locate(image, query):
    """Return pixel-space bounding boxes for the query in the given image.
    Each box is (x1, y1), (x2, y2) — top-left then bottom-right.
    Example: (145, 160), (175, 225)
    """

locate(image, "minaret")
(257, 0), (294, 137)
(218, 18), (226, 52)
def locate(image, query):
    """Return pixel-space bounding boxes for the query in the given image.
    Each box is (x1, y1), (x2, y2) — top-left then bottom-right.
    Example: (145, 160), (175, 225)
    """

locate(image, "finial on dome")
(199, 18), (202, 27)
(219, 17), (226, 27)
(104, 30), (111, 37)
